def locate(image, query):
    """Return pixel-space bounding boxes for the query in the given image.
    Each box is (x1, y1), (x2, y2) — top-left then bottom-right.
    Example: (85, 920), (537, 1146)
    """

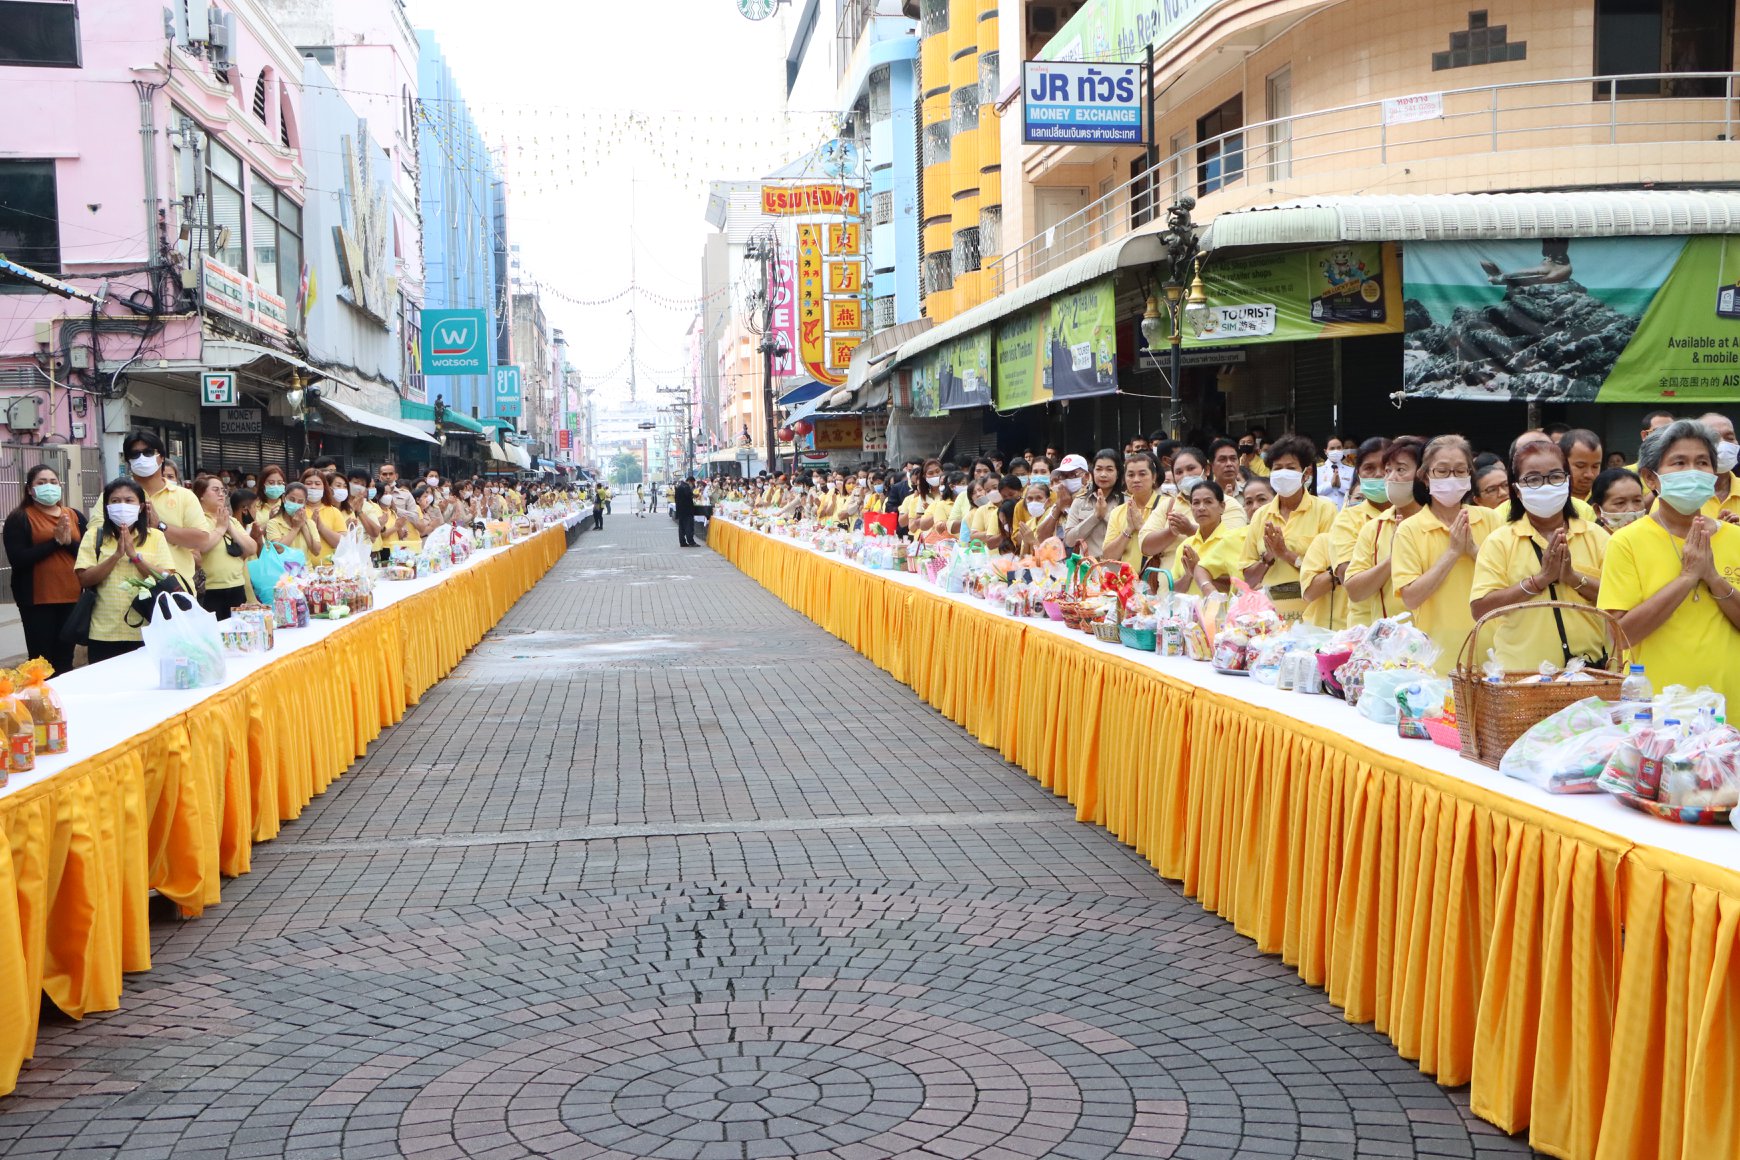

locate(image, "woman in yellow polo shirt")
(1471, 439), (1610, 671)
(1390, 435), (1503, 675)
(74, 479), (181, 663)
(298, 469), (347, 564)
(1100, 451), (1161, 571)
(1176, 480), (1240, 595)
(965, 476), (1003, 548)
(1328, 436), (1392, 626)
(1346, 437), (1427, 624)
(1238, 435), (1338, 620)
(194, 477), (259, 619)
(1599, 419), (1740, 707)
(1298, 534), (1345, 629)
(266, 482), (324, 559)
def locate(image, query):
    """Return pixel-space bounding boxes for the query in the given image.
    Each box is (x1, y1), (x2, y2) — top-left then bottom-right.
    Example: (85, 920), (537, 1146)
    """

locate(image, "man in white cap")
(1036, 453), (1094, 547)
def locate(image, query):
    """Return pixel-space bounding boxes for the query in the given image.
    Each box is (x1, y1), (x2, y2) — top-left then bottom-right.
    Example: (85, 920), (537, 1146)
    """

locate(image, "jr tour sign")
(420, 309), (489, 375)
(1021, 61), (1144, 145)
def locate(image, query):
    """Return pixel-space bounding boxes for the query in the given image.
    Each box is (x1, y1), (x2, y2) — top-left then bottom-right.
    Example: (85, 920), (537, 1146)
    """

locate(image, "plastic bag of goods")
(1499, 697), (1629, 794)
(13, 658), (65, 755)
(0, 671), (34, 779)
(141, 590), (228, 690)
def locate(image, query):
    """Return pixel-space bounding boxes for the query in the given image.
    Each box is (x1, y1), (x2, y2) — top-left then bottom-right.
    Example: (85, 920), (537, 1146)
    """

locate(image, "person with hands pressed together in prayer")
(266, 482), (325, 559)
(1100, 451), (1161, 571)
(193, 477), (259, 619)
(1177, 480), (1241, 595)
(4, 464), (86, 671)
(1600, 419), (1740, 707)
(1471, 438), (1609, 671)
(121, 430), (219, 581)
(1389, 435), (1502, 675)
(1346, 437), (1427, 624)
(1238, 435), (1337, 620)
(74, 478), (180, 663)
(1060, 450), (1123, 558)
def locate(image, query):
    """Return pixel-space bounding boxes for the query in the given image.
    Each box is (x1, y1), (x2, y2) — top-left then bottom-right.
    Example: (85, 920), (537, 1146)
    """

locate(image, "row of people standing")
(3, 431), (539, 671)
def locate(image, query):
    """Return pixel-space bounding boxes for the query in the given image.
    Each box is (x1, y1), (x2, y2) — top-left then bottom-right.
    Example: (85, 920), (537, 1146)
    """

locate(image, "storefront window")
(1596, 0), (1733, 97)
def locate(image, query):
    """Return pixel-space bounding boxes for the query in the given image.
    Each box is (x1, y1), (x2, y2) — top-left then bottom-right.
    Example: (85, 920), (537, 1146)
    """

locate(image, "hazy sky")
(406, 0), (838, 410)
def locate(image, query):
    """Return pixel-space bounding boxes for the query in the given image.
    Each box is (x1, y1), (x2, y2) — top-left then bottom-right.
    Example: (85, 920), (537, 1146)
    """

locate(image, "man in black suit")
(674, 477), (697, 547)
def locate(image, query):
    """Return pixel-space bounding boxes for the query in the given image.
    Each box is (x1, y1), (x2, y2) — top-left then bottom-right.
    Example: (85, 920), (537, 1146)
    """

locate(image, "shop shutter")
(1292, 340), (1335, 441)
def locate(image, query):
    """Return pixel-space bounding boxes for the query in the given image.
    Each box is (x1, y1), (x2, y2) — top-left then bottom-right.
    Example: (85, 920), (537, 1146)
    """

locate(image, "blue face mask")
(264, 484), (286, 501)
(32, 483), (61, 506)
(1030, 473), (1051, 487)
(1360, 478), (1390, 505)
(1656, 469), (1718, 515)
(282, 500), (305, 515)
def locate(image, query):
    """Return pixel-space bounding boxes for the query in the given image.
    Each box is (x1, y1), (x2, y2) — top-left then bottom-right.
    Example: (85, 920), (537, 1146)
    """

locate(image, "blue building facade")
(415, 30), (499, 420)
(840, 22), (922, 332)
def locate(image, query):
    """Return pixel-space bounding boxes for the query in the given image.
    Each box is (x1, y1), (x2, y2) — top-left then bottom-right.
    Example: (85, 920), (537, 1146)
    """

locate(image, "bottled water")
(1620, 664), (1653, 704)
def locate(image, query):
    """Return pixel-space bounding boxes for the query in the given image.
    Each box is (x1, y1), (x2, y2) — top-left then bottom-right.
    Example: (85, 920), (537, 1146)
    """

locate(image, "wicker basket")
(1093, 618), (1122, 644)
(1449, 600), (1631, 769)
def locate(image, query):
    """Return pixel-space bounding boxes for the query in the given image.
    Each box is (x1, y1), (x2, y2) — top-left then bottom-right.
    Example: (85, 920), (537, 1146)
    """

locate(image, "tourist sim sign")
(421, 309), (489, 375)
(1022, 61), (1143, 145)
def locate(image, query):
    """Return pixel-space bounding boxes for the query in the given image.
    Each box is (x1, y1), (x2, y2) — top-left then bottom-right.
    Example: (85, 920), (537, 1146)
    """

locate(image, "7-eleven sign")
(200, 371), (237, 406)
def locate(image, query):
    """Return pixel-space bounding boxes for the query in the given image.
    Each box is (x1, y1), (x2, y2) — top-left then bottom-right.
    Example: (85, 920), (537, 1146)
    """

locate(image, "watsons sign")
(419, 308), (490, 376)
(1039, 0), (1223, 64)
(1022, 62), (1143, 145)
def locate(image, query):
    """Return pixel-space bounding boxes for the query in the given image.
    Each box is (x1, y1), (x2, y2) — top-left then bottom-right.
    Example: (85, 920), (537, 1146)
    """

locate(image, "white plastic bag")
(1499, 697), (1626, 794)
(333, 527), (373, 575)
(141, 591), (228, 689)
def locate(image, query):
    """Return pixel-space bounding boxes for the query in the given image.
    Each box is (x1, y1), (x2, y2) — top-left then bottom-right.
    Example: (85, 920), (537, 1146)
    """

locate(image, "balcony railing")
(994, 70), (1740, 295)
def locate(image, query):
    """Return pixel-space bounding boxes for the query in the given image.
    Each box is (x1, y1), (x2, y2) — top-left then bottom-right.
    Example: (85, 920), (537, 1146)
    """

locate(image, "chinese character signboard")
(493, 365), (522, 417)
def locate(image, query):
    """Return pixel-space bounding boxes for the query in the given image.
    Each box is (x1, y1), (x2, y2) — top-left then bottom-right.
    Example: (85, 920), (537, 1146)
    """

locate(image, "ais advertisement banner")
(1402, 236), (1740, 403)
(994, 308), (1050, 411)
(1171, 244), (1401, 348)
(1048, 278), (1119, 399)
(910, 353), (944, 419)
(939, 329), (994, 411)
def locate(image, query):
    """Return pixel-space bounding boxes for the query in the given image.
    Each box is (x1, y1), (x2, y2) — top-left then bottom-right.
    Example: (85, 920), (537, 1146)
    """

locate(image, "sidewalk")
(0, 514), (1535, 1159)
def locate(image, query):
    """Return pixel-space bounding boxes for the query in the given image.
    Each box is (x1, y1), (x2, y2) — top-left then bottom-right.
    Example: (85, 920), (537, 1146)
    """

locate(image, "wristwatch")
(156, 520), (167, 532)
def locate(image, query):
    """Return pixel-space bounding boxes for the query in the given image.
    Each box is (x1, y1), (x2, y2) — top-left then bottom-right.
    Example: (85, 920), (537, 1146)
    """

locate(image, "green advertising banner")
(1402, 236), (1740, 402)
(994, 308), (1050, 411)
(1048, 278), (1119, 399)
(940, 329), (994, 411)
(1166, 243), (1402, 347)
(1038, 0), (1225, 64)
(910, 351), (944, 418)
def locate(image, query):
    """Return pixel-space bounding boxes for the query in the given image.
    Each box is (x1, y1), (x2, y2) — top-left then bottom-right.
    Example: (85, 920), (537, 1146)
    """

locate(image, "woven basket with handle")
(1449, 600), (1631, 769)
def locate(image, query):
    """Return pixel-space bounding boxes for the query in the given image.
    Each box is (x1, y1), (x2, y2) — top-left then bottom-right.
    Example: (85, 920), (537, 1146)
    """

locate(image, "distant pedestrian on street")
(675, 476), (698, 547)
(593, 485), (605, 530)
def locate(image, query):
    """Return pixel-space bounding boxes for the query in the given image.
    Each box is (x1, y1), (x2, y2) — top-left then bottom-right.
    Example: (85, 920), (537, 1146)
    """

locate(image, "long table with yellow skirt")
(0, 518), (581, 1096)
(713, 517), (1740, 1160)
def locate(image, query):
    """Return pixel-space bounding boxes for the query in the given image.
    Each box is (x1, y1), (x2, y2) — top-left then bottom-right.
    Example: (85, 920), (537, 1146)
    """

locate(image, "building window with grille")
(1196, 94), (1244, 195)
(950, 87), (979, 135)
(978, 50), (1000, 103)
(924, 251), (953, 295)
(979, 205), (1001, 259)
(872, 190), (894, 226)
(250, 174), (301, 324)
(953, 227), (981, 274)
(924, 120), (952, 167)
(0, 1), (79, 67)
(0, 160), (60, 281)
(919, 0), (948, 37)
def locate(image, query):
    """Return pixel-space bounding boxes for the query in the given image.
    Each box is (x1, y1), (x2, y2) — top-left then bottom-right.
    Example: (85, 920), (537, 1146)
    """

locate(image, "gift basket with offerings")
(13, 659), (64, 755)
(1119, 568), (1172, 652)
(1450, 601), (1629, 769)
(0, 671), (35, 780)
(1088, 562), (1134, 643)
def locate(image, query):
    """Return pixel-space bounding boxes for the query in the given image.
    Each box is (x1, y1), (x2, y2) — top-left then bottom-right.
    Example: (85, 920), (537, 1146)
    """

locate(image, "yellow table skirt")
(0, 525), (567, 1095)
(713, 518), (1739, 1160)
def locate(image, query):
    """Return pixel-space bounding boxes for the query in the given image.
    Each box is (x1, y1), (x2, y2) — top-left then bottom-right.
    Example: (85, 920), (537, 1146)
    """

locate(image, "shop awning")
(828, 318), (929, 410)
(317, 396), (439, 445)
(399, 398), (486, 435)
(505, 442), (532, 469)
(891, 231), (1165, 370)
(201, 338), (322, 378)
(1199, 190), (1740, 252)
(777, 380), (830, 407)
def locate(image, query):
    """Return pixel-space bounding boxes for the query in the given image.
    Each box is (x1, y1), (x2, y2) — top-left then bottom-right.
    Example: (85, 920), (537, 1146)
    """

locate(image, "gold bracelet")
(1715, 583), (1737, 602)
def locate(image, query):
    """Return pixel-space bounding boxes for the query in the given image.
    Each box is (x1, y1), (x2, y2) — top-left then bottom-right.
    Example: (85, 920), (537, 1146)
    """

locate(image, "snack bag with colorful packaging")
(0, 671), (34, 780)
(14, 658), (65, 755)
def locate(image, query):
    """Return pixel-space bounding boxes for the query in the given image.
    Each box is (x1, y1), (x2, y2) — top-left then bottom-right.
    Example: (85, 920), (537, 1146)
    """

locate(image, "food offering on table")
(233, 604), (276, 650)
(1591, 697), (1740, 823)
(141, 591), (228, 691)
(273, 572), (311, 629)
(1334, 616), (1439, 706)
(14, 658), (64, 756)
(0, 671), (35, 778)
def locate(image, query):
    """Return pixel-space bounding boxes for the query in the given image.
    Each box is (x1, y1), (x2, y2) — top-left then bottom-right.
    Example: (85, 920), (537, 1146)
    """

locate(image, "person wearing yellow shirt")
(1695, 411), (1740, 525)
(1238, 435), (1339, 621)
(945, 472), (974, 537)
(1100, 451), (1161, 572)
(1389, 435), (1503, 676)
(74, 479), (183, 663)
(1298, 534), (1347, 630)
(1140, 447), (1246, 577)
(1471, 440), (1610, 672)
(1329, 437), (1394, 626)
(193, 477), (259, 619)
(1176, 480), (1241, 595)
(119, 430), (218, 582)
(1599, 419), (1740, 708)
(1346, 437), (1428, 625)
(913, 461), (954, 540)
(266, 482), (324, 560)
(295, 470), (349, 564)
(964, 476), (1003, 548)
(898, 489), (923, 538)
(336, 470), (386, 554)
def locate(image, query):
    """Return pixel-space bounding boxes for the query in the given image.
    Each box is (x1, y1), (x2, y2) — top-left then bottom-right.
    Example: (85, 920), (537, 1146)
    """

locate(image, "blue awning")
(777, 380), (829, 407)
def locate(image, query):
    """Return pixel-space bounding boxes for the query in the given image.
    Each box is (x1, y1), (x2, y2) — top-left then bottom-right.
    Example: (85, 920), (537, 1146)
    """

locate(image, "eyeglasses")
(1425, 467), (1471, 479)
(1478, 482), (1511, 498)
(1516, 470), (1572, 489)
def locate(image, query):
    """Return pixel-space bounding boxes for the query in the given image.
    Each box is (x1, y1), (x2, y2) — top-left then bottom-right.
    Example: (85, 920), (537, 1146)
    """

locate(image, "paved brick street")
(0, 514), (1536, 1160)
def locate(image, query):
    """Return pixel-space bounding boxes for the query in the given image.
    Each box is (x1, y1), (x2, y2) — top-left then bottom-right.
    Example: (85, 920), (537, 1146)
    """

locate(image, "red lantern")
(777, 426), (795, 442)
(792, 419), (814, 436)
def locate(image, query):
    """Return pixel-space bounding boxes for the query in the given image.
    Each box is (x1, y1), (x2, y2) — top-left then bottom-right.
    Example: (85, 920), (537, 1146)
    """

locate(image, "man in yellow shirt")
(120, 430), (217, 582)
(1697, 411), (1740, 524)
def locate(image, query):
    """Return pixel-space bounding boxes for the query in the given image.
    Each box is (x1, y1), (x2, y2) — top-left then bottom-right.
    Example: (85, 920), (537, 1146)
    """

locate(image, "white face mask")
(106, 502), (140, 527)
(1428, 476), (1470, 505)
(331, 487), (350, 503)
(426, 477), (440, 487)
(1060, 476), (1084, 494)
(1269, 468), (1305, 498)
(975, 491), (997, 507)
(1519, 481), (1569, 519)
(1718, 440), (1740, 475)
(1025, 500), (1047, 517)
(1327, 449), (1346, 465)
(306, 487), (325, 502)
(1602, 508), (1645, 529)
(130, 453), (160, 477)
(1385, 479), (1417, 508)
(1176, 475), (1204, 496)
(925, 475), (943, 488)
(1159, 482), (1178, 496)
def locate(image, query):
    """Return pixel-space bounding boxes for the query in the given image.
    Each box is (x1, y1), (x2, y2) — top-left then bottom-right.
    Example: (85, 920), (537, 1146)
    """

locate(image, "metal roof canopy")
(892, 231), (1166, 368)
(1199, 190), (1740, 252)
(317, 396), (439, 445)
(777, 379), (831, 407)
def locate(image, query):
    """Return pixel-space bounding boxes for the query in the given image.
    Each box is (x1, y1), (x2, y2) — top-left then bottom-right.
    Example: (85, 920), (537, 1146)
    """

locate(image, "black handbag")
(60, 527), (103, 645)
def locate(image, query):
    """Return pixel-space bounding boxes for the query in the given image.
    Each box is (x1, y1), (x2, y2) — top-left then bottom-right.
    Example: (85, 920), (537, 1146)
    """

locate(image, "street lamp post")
(1143, 198), (1209, 440)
